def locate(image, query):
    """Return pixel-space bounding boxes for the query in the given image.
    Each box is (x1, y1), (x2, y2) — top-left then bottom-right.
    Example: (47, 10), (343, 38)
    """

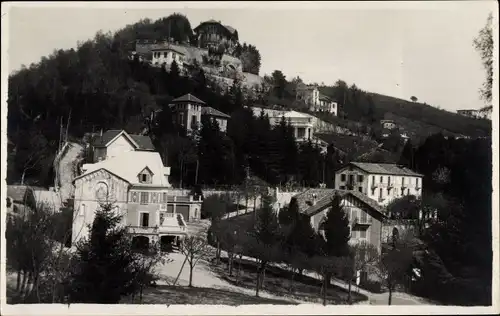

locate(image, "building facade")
(250, 107), (315, 142)
(201, 106), (231, 132)
(380, 119), (397, 130)
(296, 84), (338, 116)
(151, 47), (187, 71)
(457, 108), (491, 120)
(292, 188), (386, 253)
(193, 19), (239, 50)
(168, 93), (230, 134)
(73, 130), (201, 250)
(334, 162), (423, 206)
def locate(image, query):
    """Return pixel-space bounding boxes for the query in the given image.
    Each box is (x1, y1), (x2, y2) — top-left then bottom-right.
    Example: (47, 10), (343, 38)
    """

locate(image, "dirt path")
(155, 252), (313, 304)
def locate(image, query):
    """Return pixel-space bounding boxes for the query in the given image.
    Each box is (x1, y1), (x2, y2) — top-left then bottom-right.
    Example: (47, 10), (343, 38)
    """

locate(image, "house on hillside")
(194, 19), (239, 50)
(380, 119), (397, 130)
(201, 106), (231, 132)
(250, 107), (315, 142)
(457, 108), (490, 120)
(167, 93), (230, 134)
(74, 130), (202, 250)
(151, 46), (188, 71)
(89, 130), (156, 163)
(334, 162), (423, 206)
(296, 84), (338, 116)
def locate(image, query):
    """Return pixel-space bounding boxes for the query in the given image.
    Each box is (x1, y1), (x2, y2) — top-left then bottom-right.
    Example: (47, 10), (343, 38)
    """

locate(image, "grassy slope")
(369, 93), (491, 138)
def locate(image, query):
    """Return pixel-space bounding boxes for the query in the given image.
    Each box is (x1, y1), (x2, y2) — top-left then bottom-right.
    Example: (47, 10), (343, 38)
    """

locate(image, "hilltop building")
(73, 130), (202, 250)
(193, 19), (239, 50)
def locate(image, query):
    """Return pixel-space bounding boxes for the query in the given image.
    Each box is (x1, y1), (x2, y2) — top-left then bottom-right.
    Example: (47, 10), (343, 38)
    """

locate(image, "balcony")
(352, 216), (372, 226)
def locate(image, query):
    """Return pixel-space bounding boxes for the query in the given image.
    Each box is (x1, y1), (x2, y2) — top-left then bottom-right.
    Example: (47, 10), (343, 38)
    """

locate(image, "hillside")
(369, 93), (491, 138)
(315, 84), (491, 141)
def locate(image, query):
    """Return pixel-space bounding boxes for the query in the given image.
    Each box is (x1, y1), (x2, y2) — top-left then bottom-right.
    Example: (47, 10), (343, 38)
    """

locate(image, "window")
(140, 192), (149, 204)
(140, 212), (149, 227)
(379, 188), (383, 200)
(349, 174), (354, 183)
(358, 187), (363, 193)
(388, 176), (391, 186)
(358, 175), (364, 182)
(141, 174), (148, 183)
(191, 115), (197, 128)
(402, 177), (406, 186)
(341, 174), (346, 182)
(163, 193), (167, 203)
(163, 52), (167, 58)
(179, 112), (185, 125)
(360, 229), (367, 239)
(380, 176), (383, 183)
(416, 178), (419, 186)
(361, 210), (367, 223)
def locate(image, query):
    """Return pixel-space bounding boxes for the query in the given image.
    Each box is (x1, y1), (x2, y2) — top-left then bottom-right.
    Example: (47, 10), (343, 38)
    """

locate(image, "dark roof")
(201, 106), (230, 118)
(93, 130), (155, 150)
(194, 20), (238, 36)
(129, 135), (155, 151)
(171, 93), (206, 104)
(348, 162), (424, 177)
(293, 188), (386, 218)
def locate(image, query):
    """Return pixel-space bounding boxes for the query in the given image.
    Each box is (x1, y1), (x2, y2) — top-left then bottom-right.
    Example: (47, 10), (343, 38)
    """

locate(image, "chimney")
(312, 193), (317, 205)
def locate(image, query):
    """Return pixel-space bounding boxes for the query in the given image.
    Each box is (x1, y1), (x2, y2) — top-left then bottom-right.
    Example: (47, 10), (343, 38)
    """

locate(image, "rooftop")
(201, 106), (230, 118)
(171, 93), (206, 104)
(93, 130), (155, 150)
(293, 188), (386, 217)
(76, 151), (171, 187)
(348, 162), (424, 177)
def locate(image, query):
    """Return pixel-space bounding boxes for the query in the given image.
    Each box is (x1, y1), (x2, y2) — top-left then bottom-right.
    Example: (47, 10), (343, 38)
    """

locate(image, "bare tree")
(371, 232), (415, 305)
(179, 232), (212, 287)
(348, 241), (379, 300)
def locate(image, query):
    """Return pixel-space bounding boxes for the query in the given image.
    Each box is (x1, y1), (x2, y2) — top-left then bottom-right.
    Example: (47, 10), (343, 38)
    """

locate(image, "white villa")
(73, 130), (202, 250)
(250, 107), (315, 142)
(296, 84), (338, 116)
(334, 162), (424, 207)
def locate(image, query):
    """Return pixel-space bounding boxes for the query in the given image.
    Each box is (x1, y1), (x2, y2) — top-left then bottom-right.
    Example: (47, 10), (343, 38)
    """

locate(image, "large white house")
(334, 162), (424, 206)
(296, 84), (338, 116)
(250, 107), (315, 142)
(73, 130), (201, 250)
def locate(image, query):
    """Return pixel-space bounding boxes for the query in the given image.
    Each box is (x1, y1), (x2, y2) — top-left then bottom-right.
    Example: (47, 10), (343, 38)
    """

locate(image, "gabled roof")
(344, 162), (423, 177)
(201, 106), (230, 118)
(129, 135), (155, 151)
(171, 93), (206, 104)
(194, 20), (238, 36)
(74, 151), (171, 187)
(93, 130), (154, 151)
(293, 188), (386, 218)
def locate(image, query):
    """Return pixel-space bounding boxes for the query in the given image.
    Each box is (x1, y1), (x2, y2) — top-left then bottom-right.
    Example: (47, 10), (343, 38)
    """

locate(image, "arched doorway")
(132, 235), (150, 251)
(160, 235), (176, 252)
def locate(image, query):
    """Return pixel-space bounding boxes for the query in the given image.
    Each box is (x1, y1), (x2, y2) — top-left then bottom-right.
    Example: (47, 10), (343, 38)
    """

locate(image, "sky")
(4, 1), (497, 112)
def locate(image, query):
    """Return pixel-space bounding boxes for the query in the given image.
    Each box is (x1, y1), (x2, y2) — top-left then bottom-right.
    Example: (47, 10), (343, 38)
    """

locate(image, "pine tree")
(398, 139), (414, 169)
(322, 194), (351, 257)
(68, 203), (140, 303)
(248, 194), (281, 297)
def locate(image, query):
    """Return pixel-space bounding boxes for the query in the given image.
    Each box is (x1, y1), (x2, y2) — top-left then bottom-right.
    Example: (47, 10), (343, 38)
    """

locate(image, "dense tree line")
(398, 133), (492, 305)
